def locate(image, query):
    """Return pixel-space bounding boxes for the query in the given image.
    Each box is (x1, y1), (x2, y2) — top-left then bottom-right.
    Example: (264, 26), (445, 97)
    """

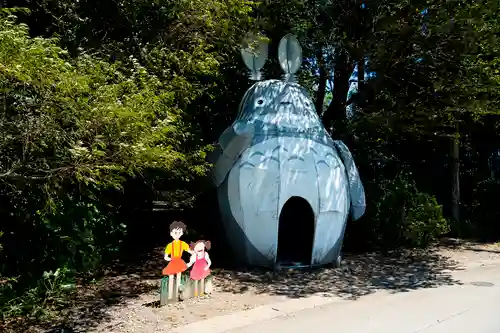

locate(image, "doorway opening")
(277, 196), (315, 266)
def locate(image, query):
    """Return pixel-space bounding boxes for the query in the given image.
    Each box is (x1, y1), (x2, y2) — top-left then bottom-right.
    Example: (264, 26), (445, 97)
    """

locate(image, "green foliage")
(371, 173), (450, 249)
(0, 10), (213, 318)
(0, 0), (257, 320)
(0, 12), (208, 185)
(333, 0), (500, 146)
(1, 268), (74, 320)
(23, 0), (256, 141)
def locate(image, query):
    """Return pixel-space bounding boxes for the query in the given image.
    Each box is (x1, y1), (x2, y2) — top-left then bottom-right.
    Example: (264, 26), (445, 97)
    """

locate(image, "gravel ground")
(5, 241), (500, 333)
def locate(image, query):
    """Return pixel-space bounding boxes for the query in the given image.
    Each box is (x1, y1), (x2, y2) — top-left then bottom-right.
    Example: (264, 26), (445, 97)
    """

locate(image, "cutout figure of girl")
(163, 221), (193, 300)
(187, 240), (212, 296)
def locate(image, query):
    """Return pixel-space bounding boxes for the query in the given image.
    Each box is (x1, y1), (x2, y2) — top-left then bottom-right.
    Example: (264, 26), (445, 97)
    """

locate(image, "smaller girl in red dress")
(188, 240), (212, 281)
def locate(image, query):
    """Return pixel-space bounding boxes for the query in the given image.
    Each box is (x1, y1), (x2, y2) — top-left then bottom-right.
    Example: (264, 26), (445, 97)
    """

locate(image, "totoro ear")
(241, 33), (269, 81)
(278, 34), (302, 82)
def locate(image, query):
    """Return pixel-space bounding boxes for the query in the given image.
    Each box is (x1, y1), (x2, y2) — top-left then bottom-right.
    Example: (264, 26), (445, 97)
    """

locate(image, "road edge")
(171, 294), (345, 333)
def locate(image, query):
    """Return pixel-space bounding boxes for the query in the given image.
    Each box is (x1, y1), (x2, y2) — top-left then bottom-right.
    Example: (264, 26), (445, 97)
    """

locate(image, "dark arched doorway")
(277, 196), (315, 265)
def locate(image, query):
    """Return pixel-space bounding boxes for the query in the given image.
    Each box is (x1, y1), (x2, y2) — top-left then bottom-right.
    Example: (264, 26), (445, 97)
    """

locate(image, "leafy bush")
(349, 172), (450, 250)
(0, 11), (210, 318)
(380, 173), (449, 248)
(1, 268), (75, 320)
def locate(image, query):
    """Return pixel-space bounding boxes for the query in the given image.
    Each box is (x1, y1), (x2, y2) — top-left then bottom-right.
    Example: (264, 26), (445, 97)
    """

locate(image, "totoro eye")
(256, 98), (265, 106)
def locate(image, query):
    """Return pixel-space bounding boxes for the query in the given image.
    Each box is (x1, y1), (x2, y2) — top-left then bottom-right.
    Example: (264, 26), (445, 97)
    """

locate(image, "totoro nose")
(279, 100), (299, 115)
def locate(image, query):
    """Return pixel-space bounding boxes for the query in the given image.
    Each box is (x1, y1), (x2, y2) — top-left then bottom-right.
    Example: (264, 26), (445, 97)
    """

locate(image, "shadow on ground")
(5, 247), (464, 333)
(1, 248), (168, 333)
(214, 248), (463, 300)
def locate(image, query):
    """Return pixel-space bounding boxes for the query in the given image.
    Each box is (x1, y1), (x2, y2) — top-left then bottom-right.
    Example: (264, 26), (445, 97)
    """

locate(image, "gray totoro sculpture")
(211, 34), (366, 269)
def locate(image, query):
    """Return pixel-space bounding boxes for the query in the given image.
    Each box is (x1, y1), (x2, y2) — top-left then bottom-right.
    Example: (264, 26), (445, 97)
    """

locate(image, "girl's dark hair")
(190, 240), (211, 251)
(169, 221), (187, 232)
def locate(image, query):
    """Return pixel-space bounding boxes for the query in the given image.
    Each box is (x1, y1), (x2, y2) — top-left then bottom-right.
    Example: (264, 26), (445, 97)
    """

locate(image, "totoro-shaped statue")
(211, 34), (366, 269)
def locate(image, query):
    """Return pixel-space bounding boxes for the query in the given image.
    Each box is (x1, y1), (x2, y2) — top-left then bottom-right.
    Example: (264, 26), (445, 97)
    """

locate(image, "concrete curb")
(171, 294), (345, 333)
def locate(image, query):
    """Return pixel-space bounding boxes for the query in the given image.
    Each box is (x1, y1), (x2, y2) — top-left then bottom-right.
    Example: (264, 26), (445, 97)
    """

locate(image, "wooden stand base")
(179, 276), (213, 301)
(160, 275), (213, 305)
(159, 275), (183, 305)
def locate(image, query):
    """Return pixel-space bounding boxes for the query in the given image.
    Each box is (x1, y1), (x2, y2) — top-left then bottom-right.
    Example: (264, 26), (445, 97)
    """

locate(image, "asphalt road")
(224, 263), (500, 333)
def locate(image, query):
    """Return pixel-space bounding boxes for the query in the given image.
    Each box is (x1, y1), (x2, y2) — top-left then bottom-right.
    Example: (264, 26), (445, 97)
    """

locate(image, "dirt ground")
(5, 240), (500, 333)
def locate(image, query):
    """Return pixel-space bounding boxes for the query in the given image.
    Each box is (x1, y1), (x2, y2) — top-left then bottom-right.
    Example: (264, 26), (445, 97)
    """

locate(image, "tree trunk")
(451, 133), (460, 224)
(322, 49), (353, 135)
(315, 49), (328, 115)
(357, 54), (364, 103)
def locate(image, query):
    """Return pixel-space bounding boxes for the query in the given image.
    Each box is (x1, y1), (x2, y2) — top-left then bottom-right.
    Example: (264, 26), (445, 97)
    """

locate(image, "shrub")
(1, 268), (75, 320)
(0, 11), (209, 318)
(349, 172), (450, 250)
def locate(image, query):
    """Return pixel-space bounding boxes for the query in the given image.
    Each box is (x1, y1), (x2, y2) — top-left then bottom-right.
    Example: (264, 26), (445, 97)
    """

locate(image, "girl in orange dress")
(162, 221), (193, 300)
